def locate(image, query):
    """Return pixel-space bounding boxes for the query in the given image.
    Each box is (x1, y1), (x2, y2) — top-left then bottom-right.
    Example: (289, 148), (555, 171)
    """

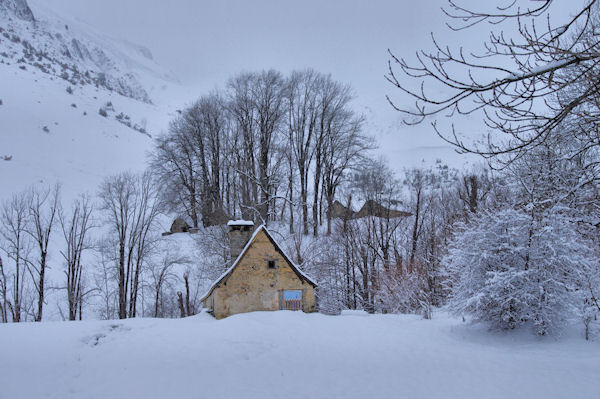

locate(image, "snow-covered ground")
(0, 60), (158, 200)
(0, 311), (598, 399)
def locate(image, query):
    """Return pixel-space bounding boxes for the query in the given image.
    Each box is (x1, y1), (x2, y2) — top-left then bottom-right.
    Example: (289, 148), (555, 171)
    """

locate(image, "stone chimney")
(227, 220), (255, 264)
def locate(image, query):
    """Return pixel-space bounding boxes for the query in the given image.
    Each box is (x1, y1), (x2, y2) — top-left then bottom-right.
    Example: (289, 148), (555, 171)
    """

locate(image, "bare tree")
(152, 69), (366, 237)
(287, 69), (320, 235)
(188, 94), (227, 226)
(94, 242), (117, 320)
(59, 194), (93, 320)
(224, 71), (287, 223)
(149, 248), (189, 318)
(251, 70), (286, 223)
(129, 172), (163, 317)
(152, 94), (227, 228)
(98, 173), (134, 320)
(0, 256), (7, 322)
(404, 169), (426, 268)
(98, 171), (163, 319)
(0, 192), (33, 322)
(152, 128), (200, 227)
(387, 1), (600, 163)
(228, 73), (259, 220)
(26, 184), (60, 322)
(312, 75), (354, 236)
(322, 108), (368, 235)
(284, 145), (297, 234)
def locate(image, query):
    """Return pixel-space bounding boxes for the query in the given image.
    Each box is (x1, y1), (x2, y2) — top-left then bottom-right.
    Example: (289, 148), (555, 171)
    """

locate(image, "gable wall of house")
(211, 230), (316, 319)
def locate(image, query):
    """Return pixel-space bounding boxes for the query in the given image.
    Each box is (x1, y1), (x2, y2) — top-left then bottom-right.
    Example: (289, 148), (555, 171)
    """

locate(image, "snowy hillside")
(0, 0), (33, 22)
(0, 0), (175, 102)
(0, 0), (199, 322)
(0, 0), (192, 201)
(1, 311), (598, 399)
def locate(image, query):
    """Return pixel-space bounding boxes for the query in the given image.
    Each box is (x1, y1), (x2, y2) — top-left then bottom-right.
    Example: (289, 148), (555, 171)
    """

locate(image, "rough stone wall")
(210, 230), (316, 319)
(228, 226), (254, 261)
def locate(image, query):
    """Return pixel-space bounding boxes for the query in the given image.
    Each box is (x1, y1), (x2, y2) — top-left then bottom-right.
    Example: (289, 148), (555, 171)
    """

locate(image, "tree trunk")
(34, 251), (46, 322)
(326, 191), (334, 236)
(184, 273), (191, 316)
(312, 155), (321, 236)
(154, 282), (161, 318)
(410, 187), (421, 268)
(118, 241), (127, 319)
(299, 165), (309, 235)
(288, 156), (295, 234)
(177, 292), (186, 318)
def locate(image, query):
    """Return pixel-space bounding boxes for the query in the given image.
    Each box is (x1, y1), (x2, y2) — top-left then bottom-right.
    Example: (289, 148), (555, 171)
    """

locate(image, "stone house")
(200, 220), (317, 319)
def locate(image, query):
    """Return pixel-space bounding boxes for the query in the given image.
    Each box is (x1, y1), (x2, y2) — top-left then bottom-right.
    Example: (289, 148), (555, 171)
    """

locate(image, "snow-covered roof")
(199, 224), (317, 301)
(227, 220), (255, 226)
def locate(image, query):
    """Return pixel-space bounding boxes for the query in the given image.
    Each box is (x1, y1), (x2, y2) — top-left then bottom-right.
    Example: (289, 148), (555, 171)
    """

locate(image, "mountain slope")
(0, 0), (176, 102)
(0, 0), (33, 21)
(0, 61), (156, 199)
(0, 0), (190, 201)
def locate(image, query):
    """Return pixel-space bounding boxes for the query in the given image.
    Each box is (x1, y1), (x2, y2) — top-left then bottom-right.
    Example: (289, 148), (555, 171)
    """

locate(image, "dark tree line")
(151, 69), (370, 235)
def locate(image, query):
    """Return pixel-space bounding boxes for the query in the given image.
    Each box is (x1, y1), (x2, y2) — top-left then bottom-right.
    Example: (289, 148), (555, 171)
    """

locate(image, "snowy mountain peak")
(0, 0), (34, 21)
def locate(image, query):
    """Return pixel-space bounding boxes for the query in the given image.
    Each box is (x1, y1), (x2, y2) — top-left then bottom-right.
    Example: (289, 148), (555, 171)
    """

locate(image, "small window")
(268, 260), (276, 269)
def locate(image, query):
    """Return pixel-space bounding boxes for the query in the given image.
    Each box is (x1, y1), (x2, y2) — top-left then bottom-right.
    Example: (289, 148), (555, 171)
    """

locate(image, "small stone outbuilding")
(200, 220), (317, 319)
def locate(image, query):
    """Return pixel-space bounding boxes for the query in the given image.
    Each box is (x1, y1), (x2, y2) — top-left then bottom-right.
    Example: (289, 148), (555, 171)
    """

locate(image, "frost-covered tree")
(444, 126), (600, 335)
(445, 207), (596, 335)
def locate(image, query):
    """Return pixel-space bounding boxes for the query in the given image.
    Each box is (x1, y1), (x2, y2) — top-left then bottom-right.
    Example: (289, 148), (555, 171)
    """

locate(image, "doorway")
(282, 290), (303, 311)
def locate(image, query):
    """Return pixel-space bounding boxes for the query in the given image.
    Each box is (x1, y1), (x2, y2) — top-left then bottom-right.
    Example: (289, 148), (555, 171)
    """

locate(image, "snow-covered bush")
(376, 266), (430, 317)
(444, 207), (597, 335)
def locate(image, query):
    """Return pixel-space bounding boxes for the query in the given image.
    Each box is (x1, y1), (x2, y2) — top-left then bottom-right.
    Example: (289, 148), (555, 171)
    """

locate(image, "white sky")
(34, 0), (583, 173)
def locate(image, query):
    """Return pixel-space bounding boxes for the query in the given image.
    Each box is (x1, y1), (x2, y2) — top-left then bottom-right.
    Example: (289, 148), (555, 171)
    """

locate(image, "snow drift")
(0, 311), (598, 399)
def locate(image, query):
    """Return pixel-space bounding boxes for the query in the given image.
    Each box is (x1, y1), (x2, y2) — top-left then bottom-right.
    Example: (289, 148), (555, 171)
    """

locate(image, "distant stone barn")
(200, 221), (317, 319)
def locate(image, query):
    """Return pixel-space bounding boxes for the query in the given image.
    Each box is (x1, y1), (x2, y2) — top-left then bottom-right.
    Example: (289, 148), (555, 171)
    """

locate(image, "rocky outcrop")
(0, 0), (155, 104)
(0, 0), (34, 21)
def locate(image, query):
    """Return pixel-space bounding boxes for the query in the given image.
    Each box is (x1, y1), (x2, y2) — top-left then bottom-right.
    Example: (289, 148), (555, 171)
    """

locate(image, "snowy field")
(0, 311), (598, 399)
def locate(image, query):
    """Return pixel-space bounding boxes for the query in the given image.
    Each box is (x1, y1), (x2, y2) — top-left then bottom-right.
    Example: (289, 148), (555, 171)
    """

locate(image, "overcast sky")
(33, 0), (583, 173)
